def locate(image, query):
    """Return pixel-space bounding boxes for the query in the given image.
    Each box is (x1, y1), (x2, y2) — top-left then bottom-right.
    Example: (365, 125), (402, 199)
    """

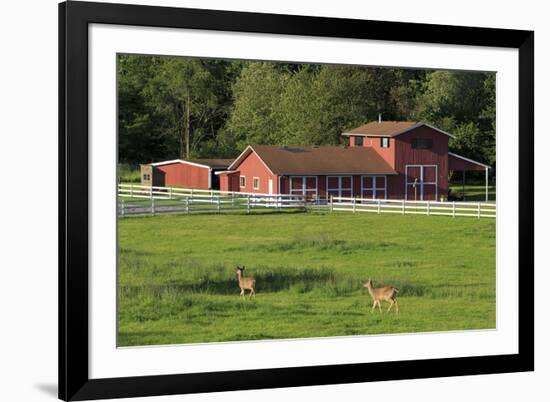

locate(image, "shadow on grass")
(120, 267), (338, 296)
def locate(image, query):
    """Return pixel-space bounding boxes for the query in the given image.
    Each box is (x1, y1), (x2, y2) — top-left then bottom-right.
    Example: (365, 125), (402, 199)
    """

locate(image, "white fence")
(118, 184), (307, 216)
(118, 184), (496, 218)
(329, 197), (496, 218)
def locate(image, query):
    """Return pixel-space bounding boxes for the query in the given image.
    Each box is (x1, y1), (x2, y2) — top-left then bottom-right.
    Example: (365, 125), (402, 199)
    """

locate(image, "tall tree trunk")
(185, 91), (190, 159)
(180, 104), (185, 159)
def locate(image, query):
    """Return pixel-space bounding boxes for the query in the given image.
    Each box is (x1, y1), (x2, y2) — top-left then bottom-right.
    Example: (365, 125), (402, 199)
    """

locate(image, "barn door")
(405, 165), (437, 201)
(422, 166), (437, 201)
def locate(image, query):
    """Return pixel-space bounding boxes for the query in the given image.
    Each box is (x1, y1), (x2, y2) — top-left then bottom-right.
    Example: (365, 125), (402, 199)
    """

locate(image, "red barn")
(141, 159), (233, 189)
(217, 121), (490, 201)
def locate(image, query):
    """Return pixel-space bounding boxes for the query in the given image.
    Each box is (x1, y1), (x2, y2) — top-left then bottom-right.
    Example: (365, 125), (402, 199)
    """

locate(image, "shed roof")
(149, 158), (233, 169)
(342, 121), (455, 138)
(190, 159), (234, 169)
(229, 145), (397, 175)
(448, 152), (491, 170)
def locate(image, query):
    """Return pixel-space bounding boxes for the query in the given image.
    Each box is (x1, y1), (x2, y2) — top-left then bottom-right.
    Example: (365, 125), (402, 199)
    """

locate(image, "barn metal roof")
(448, 152), (491, 170)
(190, 159), (234, 169)
(229, 145), (397, 175)
(149, 158), (233, 169)
(342, 121), (455, 138)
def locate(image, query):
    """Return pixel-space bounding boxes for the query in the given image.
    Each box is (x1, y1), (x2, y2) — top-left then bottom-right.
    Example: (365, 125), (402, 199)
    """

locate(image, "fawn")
(363, 278), (399, 313)
(236, 266), (256, 299)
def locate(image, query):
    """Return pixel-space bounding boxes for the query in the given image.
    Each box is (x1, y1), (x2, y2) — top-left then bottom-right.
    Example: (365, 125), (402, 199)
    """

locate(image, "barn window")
(354, 136), (363, 146)
(239, 176), (246, 188)
(361, 176), (387, 199)
(380, 137), (390, 148)
(253, 177), (260, 190)
(412, 138), (433, 149)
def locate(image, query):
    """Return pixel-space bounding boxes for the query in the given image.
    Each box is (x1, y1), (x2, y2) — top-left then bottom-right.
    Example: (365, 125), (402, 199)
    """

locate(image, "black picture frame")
(59, 1), (534, 400)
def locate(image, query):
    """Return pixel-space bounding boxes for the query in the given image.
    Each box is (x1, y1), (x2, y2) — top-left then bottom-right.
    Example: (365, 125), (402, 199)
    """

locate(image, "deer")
(363, 278), (399, 313)
(236, 266), (256, 299)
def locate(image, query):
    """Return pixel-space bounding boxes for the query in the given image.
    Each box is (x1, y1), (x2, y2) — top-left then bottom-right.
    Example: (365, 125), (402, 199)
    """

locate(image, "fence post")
(478, 202), (481, 218)
(452, 201), (456, 218)
(402, 199), (405, 215)
(247, 194), (251, 214)
(186, 197), (189, 214)
(130, 184), (134, 198)
(217, 195), (221, 213)
(121, 199), (125, 216)
(151, 197), (155, 216)
(427, 200), (430, 216)
(330, 195), (333, 213)
(377, 199), (381, 214)
(353, 197), (356, 213)
(169, 187), (172, 200)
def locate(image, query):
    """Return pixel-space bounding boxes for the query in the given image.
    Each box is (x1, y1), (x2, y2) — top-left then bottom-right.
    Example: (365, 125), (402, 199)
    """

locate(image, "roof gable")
(342, 121), (455, 139)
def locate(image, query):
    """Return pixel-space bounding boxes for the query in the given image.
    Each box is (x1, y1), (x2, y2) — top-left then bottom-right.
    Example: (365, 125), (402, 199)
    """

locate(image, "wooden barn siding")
(235, 151), (274, 193)
(392, 126), (449, 200)
(448, 155), (487, 171)
(156, 163), (210, 189)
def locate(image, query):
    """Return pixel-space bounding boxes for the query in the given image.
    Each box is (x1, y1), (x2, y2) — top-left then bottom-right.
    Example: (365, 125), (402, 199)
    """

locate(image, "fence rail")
(329, 197), (496, 218)
(118, 184), (495, 218)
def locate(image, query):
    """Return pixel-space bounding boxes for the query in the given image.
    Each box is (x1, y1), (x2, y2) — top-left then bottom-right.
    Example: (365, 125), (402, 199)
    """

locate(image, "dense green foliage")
(118, 55), (496, 169)
(118, 211), (495, 346)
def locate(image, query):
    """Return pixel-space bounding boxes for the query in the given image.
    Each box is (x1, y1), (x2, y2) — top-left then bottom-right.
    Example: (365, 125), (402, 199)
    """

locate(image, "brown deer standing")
(363, 278), (399, 313)
(236, 266), (256, 299)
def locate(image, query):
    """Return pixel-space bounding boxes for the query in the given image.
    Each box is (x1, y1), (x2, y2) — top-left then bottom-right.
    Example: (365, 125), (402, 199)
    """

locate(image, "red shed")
(141, 159), (233, 189)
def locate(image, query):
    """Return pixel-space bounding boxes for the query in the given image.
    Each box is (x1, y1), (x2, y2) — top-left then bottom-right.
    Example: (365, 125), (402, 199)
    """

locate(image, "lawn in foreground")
(118, 211), (496, 346)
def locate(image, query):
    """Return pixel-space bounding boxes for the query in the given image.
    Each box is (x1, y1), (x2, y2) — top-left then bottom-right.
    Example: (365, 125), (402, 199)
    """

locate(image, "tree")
(413, 70), (495, 166)
(225, 62), (289, 149)
(118, 55), (496, 168)
(144, 58), (220, 159)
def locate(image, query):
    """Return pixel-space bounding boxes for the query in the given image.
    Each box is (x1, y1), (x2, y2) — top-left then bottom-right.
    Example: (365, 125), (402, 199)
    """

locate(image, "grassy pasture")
(118, 211), (496, 346)
(449, 184), (496, 201)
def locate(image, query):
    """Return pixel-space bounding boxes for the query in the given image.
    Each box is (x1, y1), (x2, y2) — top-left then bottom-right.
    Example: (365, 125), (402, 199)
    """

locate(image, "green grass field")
(118, 211), (496, 346)
(449, 184), (496, 201)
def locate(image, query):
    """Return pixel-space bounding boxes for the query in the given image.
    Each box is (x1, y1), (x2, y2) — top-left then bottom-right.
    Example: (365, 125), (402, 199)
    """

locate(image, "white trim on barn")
(214, 170), (239, 175)
(149, 159), (186, 167)
(239, 175), (246, 188)
(149, 159), (213, 169)
(253, 176), (260, 190)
